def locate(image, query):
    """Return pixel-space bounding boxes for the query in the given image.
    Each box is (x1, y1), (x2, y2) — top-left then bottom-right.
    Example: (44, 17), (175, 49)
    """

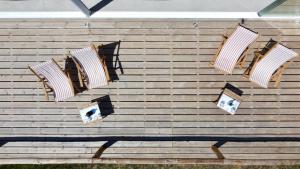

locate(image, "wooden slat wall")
(0, 19), (300, 164)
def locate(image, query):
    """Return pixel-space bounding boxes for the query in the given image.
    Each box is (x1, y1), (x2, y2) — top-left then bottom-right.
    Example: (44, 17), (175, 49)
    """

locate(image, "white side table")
(217, 89), (242, 115)
(80, 102), (103, 124)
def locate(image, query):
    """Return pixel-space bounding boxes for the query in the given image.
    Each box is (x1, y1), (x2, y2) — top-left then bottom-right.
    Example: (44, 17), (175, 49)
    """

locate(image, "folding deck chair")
(210, 24), (259, 74)
(28, 59), (75, 102)
(69, 44), (110, 89)
(243, 41), (298, 88)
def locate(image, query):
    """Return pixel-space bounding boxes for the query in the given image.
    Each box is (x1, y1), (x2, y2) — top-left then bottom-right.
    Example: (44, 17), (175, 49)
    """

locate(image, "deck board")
(0, 19), (300, 164)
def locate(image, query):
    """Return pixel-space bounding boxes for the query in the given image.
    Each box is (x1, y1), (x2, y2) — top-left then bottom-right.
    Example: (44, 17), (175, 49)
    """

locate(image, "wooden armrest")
(222, 35), (228, 39)
(254, 51), (263, 57)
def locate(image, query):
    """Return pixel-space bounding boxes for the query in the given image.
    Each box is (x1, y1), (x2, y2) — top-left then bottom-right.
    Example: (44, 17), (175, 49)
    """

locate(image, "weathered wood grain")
(0, 19), (300, 165)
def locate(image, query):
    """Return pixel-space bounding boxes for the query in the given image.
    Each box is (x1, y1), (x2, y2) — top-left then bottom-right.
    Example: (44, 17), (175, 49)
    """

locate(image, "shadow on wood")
(211, 141), (226, 159)
(2, 136), (300, 159)
(65, 56), (87, 94)
(91, 95), (114, 118)
(2, 136), (300, 143)
(98, 41), (123, 82)
(260, 38), (278, 55)
(93, 140), (117, 158)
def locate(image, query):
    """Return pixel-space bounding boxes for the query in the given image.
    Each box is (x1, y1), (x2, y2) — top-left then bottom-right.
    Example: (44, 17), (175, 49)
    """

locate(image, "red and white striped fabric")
(70, 46), (108, 89)
(249, 44), (298, 88)
(31, 60), (74, 102)
(214, 26), (258, 74)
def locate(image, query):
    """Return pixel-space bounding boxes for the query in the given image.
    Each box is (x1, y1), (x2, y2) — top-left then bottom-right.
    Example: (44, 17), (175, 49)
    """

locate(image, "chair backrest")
(249, 43), (298, 88)
(30, 60), (75, 102)
(70, 46), (108, 89)
(214, 25), (259, 73)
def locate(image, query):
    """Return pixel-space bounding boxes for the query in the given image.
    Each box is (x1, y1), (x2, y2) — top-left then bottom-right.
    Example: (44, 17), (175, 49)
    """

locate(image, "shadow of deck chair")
(28, 59), (75, 102)
(243, 40), (298, 88)
(210, 24), (259, 74)
(69, 44), (110, 89)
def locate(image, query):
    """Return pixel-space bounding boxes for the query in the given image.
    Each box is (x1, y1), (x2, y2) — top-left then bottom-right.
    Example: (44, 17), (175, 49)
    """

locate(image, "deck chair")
(28, 59), (75, 102)
(69, 44), (110, 89)
(243, 41), (298, 88)
(210, 24), (259, 74)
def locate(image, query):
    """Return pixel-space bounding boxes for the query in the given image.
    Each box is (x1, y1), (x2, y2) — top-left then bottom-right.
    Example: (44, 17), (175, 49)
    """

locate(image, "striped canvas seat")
(30, 60), (75, 102)
(214, 25), (259, 74)
(70, 46), (108, 89)
(249, 44), (298, 88)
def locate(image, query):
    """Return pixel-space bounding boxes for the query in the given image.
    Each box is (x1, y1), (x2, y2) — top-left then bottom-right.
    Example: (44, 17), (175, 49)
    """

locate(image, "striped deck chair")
(69, 44), (110, 89)
(210, 24), (259, 74)
(28, 59), (75, 102)
(244, 41), (298, 88)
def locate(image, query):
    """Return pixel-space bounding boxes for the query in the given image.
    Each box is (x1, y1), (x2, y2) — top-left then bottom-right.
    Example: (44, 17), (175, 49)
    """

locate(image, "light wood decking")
(0, 19), (300, 165)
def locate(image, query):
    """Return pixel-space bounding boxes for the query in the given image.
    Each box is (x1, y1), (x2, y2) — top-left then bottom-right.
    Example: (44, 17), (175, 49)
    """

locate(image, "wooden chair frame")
(243, 42), (296, 88)
(69, 43), (111, 88)
(210, 24), (259, 72)
(28, 58), (75, 102)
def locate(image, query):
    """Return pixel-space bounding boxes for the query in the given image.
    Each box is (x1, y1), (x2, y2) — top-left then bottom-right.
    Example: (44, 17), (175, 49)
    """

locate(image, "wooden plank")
(2, 121), (300, 128)
(1, 113), (298, 123)
(2, 80), (300, 89)
(1, 94), (300, 102)
(0, 127), (299, 135)
(1, 108), (300, 115)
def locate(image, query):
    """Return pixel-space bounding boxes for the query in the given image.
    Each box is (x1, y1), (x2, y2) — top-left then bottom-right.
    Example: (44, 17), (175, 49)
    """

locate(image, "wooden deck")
(0, 19), (300, 165)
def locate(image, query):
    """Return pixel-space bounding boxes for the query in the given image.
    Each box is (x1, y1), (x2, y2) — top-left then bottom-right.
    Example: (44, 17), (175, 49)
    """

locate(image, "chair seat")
(70, 46), (108, 89)
(31, 60), (74, 102)
(214, 25), (258, 74)
(249, 43), (298, 88)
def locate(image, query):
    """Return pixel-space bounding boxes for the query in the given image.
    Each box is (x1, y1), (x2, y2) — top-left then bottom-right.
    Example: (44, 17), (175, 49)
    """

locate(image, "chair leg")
(41, 81), (49, 101)
(210, 38), (226, 66)
(274, 59), (293, 88)
(273, 64), (287, 88)
(77, 69), (84, 88)
(95, 45), (111, 82)
(243, 60), (254, 78)
(101, 58), (111, 82)
(274, 73), (282, 88)
(28, 66), (50, 101)
(72, 59), (84, 88)
(237, 47), (249, 69)
(67, 72), (81, 93)
(243, 52), (261, 78)
(66, 55), (84, 88)
(210, 53), (219, 66)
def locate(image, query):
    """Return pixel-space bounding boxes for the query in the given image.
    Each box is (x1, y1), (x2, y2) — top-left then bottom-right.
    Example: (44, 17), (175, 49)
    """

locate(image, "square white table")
(217, 89), (242, 115)
(80, 102), (103, 124)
